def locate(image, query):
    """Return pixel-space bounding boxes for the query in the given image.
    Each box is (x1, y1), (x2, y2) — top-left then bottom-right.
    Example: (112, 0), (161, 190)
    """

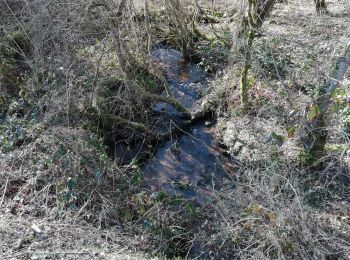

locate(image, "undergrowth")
(0, 0), (349, 259)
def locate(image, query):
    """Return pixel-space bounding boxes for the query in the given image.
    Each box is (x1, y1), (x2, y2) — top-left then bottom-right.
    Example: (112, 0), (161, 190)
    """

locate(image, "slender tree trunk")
(240, 30), (255, 109)
(239, 0), (275, 109)
(144, 0), (152, 55)
(256, 0), (275, 27)
(303, 44), (350, 166)
(314, 0), (327, 14)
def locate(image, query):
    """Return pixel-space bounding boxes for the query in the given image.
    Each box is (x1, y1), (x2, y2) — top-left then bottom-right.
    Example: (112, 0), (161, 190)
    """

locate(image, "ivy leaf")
(287, 126), (297, 138)
(124, 209), (132, 222)
(271, 131), (285, 146)
(94, 170), (102, 184)
(307, 104), (320, 121)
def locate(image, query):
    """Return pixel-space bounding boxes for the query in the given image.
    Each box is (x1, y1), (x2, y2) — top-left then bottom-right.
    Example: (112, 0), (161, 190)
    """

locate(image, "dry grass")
(188, 161), (350, 259)
(0, 209), (144, 259)
(186, 0), (350, 258)
(1, 0), (350, 259)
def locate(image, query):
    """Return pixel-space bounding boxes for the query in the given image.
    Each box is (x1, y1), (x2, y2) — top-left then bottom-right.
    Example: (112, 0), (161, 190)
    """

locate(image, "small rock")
(205, 120), (213, 126)
(288, 110), (297, 118)
(263, 134), (273, 143)
(31, 224), (42, 234)
(232, 141), (244, 155)
(14, 237), (25, 250)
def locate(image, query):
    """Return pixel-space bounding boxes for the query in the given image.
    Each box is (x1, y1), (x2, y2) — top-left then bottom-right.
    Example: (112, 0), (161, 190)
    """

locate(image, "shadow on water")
(143, 123), (227, 205)
(141, 48), (236, 205)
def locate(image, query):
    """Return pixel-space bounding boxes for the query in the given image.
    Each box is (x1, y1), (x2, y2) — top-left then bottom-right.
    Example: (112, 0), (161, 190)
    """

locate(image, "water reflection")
(141, 48), (230, 205)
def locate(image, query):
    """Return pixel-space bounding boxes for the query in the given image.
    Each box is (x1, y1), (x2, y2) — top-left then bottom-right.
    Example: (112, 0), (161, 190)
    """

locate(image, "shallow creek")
(140, 48), (235, 205)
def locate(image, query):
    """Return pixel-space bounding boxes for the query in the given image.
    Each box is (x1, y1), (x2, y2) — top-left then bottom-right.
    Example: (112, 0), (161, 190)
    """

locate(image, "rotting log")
(303, 43), (350, 165)
(105, 114), (149, 133)
(86, 106), (149, 133)
(143, 93), (190, 116)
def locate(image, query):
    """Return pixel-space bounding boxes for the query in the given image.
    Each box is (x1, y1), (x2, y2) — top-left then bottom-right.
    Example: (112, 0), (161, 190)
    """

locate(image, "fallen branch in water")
(86, 107), (150, 133)
(143, 93), (190, 115)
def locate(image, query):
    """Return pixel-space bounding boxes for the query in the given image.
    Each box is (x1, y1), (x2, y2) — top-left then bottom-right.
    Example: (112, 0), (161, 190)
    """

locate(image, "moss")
(196, 29), (232, 72)
(0, 94), (6, 113)
(324, 144), (349, 153)
(0, 62), (17, 85)
(135, 69), (160, 93)
(6, 30), (31, 55)
(0, 31), (31, 106)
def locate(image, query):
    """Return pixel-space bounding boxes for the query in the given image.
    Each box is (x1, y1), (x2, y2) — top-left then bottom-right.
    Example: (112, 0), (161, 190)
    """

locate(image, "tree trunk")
(256, 0), (276, 27)
(314, 0), (327, 14)
(303, 44), (350, 166)
(144, 0), (152, 55)
(240, 30), (255, 109)
(239, 0), (276, 109)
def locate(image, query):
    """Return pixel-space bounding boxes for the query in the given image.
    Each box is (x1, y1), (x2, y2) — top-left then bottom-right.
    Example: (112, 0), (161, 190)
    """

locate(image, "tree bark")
(240, 30), (255, 109)
(144, 0), (152, 55)
(314, 0), (327, 14)
(256, 0), (276, 27)
(239, 0), (276, 109)
(303, 44), (350, 165)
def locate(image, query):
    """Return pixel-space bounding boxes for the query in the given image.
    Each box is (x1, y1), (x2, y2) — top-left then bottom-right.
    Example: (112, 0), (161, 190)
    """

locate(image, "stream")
(140, 48), (235, 205)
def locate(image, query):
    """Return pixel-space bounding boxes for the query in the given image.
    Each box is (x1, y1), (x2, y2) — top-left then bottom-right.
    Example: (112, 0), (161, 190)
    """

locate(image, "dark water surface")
(141, 49), (233, 205)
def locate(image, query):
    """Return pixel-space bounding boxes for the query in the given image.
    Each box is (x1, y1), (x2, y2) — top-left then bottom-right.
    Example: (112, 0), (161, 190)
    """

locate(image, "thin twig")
(0, 178), (9, 207)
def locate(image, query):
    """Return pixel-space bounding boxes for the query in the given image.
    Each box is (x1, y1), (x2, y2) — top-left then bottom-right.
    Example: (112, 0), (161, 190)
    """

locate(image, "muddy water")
(142, 49), (233, 205)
